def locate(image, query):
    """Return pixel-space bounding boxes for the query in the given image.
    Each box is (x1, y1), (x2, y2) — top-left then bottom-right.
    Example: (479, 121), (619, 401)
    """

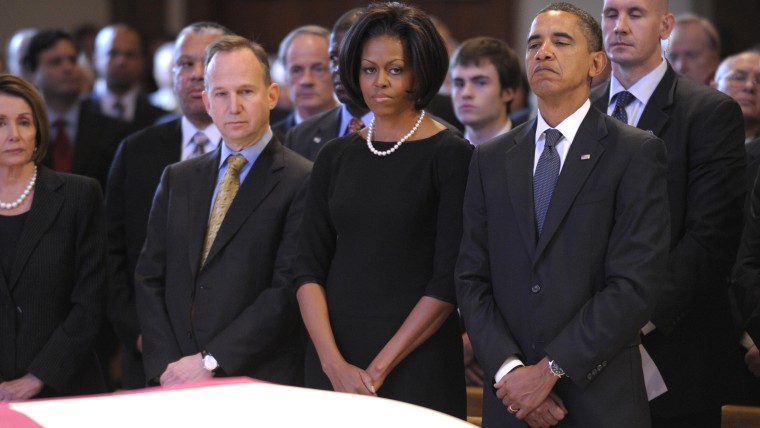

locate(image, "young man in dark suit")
(23, 30), (130, 191)
(456, 3), (670, 427)
(135, 35), (311, 387)
(594, 0), (746, 426)
(105, 22), (231, 389)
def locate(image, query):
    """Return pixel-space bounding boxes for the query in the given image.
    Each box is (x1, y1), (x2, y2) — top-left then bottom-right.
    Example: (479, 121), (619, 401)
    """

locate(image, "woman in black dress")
(294, 2), (472, 417)
(0, 75), (107, 400)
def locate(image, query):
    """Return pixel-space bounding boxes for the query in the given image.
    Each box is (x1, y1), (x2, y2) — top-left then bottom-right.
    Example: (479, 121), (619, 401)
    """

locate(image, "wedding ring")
(508, 404), (518, 414)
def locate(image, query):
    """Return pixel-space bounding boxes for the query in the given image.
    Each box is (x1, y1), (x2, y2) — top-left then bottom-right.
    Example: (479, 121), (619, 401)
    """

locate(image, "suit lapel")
(636, 65), (676, 137)
(506, 122), (539, 255)
(9, 168), (64, 290)
(535, 108), (607, 260)
(591, 65), (676, 138)
(202, 139), (284, 268)
(187, 149), (219, 277)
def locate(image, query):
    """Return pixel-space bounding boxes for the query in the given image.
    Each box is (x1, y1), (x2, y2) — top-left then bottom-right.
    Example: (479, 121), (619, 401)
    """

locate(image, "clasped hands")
(324, 359), (388, 396)
(495, 357), (568, 428)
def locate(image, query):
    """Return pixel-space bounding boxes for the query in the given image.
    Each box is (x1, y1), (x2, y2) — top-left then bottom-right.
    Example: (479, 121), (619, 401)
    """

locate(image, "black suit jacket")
(456, 106), (670, 427)
(0, 167), (107, 397)
(272, 112), (297, 143)
(283, 105), (464, 162)
(283, 107), (341, 162)
(105, 118), (183, 387)
(84, 94), (168, 134)
(42, 102), (130, 192)
(135, 137), (311, 386)
(593, 64), (747, 415)
(734, 166), (760, 344)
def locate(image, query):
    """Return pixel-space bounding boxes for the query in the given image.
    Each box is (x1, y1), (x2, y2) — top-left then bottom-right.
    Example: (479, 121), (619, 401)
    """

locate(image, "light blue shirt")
(209, 128), (273, 213)
(338, 104), (373, 137)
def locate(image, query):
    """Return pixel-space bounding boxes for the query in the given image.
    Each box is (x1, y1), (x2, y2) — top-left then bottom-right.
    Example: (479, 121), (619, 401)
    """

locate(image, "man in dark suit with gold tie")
(106, 22), (231, 389)
(456, 3), (670, 427)
(135, 35), (311, 386)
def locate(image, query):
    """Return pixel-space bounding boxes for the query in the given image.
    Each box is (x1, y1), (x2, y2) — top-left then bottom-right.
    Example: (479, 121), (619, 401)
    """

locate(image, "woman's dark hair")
(0, 74), (49, 163)
(339, 2), (449, 111)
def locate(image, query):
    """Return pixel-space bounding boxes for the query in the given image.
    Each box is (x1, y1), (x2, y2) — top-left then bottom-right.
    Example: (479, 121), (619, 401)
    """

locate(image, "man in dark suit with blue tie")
(456, 3), (670, 427)
(105, 22), (231, 389)
(594, 1), (746, 426)
(135, 35), (311, 387)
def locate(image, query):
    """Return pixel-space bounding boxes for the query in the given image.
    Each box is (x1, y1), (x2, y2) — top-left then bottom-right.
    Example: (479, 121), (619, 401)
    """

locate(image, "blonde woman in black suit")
(0, 74), (107, 400)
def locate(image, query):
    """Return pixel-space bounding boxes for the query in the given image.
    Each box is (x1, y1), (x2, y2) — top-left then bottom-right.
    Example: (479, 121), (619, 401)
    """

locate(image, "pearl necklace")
(366, 110), (426, 157)
(0, 165), (37, 210)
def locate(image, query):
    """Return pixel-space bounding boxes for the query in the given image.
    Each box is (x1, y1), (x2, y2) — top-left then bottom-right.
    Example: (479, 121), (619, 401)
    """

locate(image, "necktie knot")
(53, 119), (67, 130)
(113, 100), (125, 119)
(189, 132), (209, 158)
(346, 117), (365, 135)
(544, 128), (563, 150)
(226, 154), (247, 173)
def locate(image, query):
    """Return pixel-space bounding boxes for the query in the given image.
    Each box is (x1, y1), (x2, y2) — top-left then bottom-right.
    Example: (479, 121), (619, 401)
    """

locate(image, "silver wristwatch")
(202, 350), (219, 372)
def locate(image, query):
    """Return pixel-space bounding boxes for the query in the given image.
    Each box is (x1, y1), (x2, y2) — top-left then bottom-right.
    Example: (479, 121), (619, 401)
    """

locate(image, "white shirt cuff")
(641, 321), (656, 335)
(741, 332), (755, 350)
(494, 355), (524, 383)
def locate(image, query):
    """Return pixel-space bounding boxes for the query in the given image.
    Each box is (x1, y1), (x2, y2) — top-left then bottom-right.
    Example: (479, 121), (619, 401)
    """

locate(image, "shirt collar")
(535, 99), (591, 145)
(338, 104), (374, 136)
(218, 128), (273, 170)
(181, 116), (222, 150)
(609, 58), (668, 107)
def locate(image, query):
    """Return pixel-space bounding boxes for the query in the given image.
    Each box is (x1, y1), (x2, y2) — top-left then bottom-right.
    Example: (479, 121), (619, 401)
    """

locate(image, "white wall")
(1, 0), (109, 55)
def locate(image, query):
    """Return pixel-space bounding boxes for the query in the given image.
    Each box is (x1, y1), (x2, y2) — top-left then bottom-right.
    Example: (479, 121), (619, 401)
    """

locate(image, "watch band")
(548, 359), (566, 378)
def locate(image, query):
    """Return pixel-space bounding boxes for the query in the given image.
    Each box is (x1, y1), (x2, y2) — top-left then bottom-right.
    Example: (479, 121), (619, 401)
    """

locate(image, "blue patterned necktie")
(612, 91), (635, 124)
(534, 129), (563, 235)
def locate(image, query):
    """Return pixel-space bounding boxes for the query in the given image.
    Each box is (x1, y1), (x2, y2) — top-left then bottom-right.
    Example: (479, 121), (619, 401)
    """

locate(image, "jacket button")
(587, 373), (593, 380)
(597, 364), (603, 371)
(602, 361), (608, 367)
(531, 284), (542, 294)
(187, 331), (193, 339)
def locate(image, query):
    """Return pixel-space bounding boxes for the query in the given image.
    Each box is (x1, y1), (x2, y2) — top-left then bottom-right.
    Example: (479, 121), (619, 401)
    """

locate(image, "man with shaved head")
(594, 0), (746, 426)
(89, 24), (167, 130)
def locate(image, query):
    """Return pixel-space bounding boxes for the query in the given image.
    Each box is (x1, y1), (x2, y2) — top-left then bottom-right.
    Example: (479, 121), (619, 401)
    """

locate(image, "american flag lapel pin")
(581, 154), (591, 160)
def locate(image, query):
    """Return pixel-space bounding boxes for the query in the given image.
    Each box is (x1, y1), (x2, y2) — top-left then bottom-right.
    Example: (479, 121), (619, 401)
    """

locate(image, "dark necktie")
(345, 117), (365, 135)
(52, 119), (73, 173)
(188, 132), (208, 159)
(113, 100), (125, 120)
(534, 129), (563, 235)
(201, 154), (248, 266)
(612, 91), (635, 124)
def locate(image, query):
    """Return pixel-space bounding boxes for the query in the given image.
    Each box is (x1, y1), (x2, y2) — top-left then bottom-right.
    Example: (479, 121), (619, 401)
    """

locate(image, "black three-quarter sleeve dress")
(294, 129), (473, 418)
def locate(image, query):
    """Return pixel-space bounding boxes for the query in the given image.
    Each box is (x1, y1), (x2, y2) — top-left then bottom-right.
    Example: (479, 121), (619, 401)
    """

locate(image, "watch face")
(203, 354), (218, 371)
